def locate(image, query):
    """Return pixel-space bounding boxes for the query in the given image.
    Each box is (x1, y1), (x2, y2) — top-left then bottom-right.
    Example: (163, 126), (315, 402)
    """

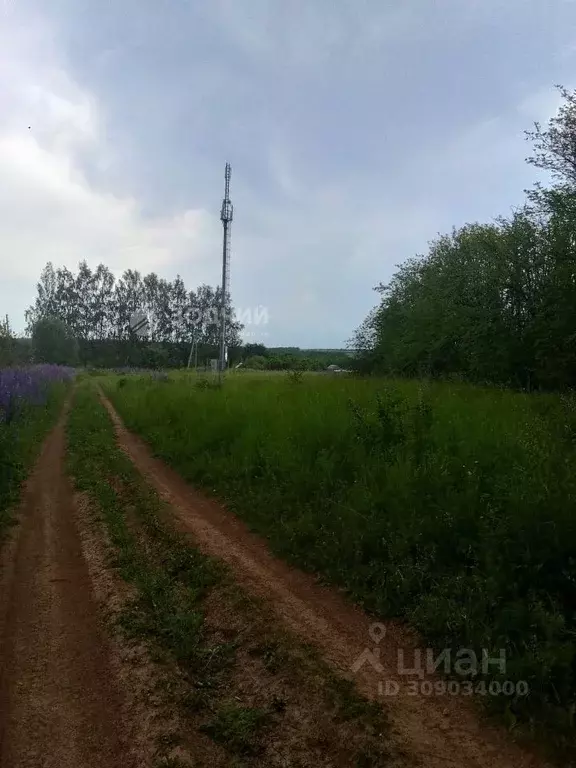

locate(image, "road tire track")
(0, 404), (133, 768)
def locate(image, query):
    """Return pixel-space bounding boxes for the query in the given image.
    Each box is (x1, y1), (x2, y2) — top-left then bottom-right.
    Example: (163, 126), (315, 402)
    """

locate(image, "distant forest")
(19, 262), (242, 368)
(354, 86), (576, 391)
(0, 262), (350, 370)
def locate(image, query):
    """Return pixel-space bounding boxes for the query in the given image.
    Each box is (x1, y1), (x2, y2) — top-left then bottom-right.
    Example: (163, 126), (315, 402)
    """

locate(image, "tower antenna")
(219, 162), (233, 378)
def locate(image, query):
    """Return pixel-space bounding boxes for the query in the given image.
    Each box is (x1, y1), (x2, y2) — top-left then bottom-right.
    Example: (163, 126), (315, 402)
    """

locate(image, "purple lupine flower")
(0, 365), (74, 423)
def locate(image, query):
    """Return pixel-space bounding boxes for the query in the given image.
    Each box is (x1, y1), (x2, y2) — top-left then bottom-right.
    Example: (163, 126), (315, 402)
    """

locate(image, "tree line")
(0, 316), (31, 368)
(242, 344), (352, 371)
(353, 86), (576, 391)
(23, 263), (244, 368)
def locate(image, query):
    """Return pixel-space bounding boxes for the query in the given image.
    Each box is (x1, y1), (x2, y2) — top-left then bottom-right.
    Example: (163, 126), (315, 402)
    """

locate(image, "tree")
(31, 317), (78, 366)
(0, 316), (15, 366)
(243, 343), (268, 358)
(525, 85), (576, 188)
(152, 277), (174, 342)
(54, 266), (80, 333)
(25, 262), (58, 333)
(25, 262), (244, 369)
(171, 275), (188, 343)
(75, 261), (95, 341)
(91, 264), (115, 340)
(113, 270), (145, 340)
(349, 86), (576, 390)
(245, 355), (267, 370)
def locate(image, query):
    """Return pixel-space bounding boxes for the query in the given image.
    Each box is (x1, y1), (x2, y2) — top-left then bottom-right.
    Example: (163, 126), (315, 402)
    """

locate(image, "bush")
(286, 369), (304, 384)
(31, 317), (78, 366)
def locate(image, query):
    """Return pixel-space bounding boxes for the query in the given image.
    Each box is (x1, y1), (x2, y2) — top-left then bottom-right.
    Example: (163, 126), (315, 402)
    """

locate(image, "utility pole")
(219, 162), (233, 379)
(187, 336), (195, 369)
(187, 336), (200, 370)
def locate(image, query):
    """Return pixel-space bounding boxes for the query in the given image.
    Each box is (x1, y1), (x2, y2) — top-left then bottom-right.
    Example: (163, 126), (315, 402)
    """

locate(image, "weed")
(153, 758), (192, 768)
(195, 377), (222, 391)
(286, 369), (304, 384)
(327, 676), (383, 723)
(247, 640), (289, 673)
(200, 703), (270, 755)
(348, 389), (406, 455)
(354, 744), (392, 767)
(150, 371), (170, 383)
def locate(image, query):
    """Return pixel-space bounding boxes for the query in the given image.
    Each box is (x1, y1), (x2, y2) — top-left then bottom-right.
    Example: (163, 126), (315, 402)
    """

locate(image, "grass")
(102, 370), (576, 751)
(66, 381), (394, 766)
(0, 381), (68, 543)
(200, 703), (270, 756)
(66, 383), (230, 691)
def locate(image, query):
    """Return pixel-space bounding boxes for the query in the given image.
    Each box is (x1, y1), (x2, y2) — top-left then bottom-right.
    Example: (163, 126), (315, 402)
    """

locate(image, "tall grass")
(106, 371), (576, 743)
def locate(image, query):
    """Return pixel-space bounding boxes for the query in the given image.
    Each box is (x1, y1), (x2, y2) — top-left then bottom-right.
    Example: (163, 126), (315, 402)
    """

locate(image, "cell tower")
(219, 162), (233, 375)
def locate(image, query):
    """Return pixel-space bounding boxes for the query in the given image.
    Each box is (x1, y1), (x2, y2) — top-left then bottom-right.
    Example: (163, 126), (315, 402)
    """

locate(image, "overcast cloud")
(0, 0), (574, 346)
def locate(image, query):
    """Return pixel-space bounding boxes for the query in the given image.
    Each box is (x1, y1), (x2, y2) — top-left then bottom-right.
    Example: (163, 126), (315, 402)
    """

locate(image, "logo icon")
(129, 311), (149, 337)
(351, 623), (387, 674)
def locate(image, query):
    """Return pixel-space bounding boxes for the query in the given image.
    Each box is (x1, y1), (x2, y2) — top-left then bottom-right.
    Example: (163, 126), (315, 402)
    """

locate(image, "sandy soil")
(100, 392), (553, 768)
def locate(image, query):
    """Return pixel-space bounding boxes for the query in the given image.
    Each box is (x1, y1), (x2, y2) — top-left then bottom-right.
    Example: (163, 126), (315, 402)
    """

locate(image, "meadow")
(105, 370), (576, 742)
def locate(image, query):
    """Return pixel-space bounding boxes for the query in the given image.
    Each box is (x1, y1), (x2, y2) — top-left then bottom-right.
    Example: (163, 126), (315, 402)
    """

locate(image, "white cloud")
(0, 8), (218, 333)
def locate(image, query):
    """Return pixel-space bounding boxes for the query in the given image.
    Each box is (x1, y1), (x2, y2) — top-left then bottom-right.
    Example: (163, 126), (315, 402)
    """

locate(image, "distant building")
(326, 363), (350, 374)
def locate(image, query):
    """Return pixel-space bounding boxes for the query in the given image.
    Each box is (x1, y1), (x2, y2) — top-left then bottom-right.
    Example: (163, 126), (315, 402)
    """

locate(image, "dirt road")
(0, 406), (132, 768)
(101, 393), (551, 768)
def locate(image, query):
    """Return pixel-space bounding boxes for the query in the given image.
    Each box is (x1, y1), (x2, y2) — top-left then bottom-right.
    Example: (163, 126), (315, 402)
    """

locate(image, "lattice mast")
(219, 163), (233, 375)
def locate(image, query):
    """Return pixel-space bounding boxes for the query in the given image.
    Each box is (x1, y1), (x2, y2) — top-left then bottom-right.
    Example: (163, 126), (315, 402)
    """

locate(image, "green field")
(104, 370), (576, 743)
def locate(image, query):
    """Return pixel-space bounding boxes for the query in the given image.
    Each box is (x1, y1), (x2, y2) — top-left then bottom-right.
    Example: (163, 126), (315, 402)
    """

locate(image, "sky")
(0, 0), (575, 347)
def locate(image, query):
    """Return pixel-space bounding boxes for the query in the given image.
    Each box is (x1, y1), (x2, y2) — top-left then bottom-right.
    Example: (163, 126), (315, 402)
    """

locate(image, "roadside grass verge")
(102, 371), (576, 752)
(0, 381), (68, 544)
(66, 382), (394, 767)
